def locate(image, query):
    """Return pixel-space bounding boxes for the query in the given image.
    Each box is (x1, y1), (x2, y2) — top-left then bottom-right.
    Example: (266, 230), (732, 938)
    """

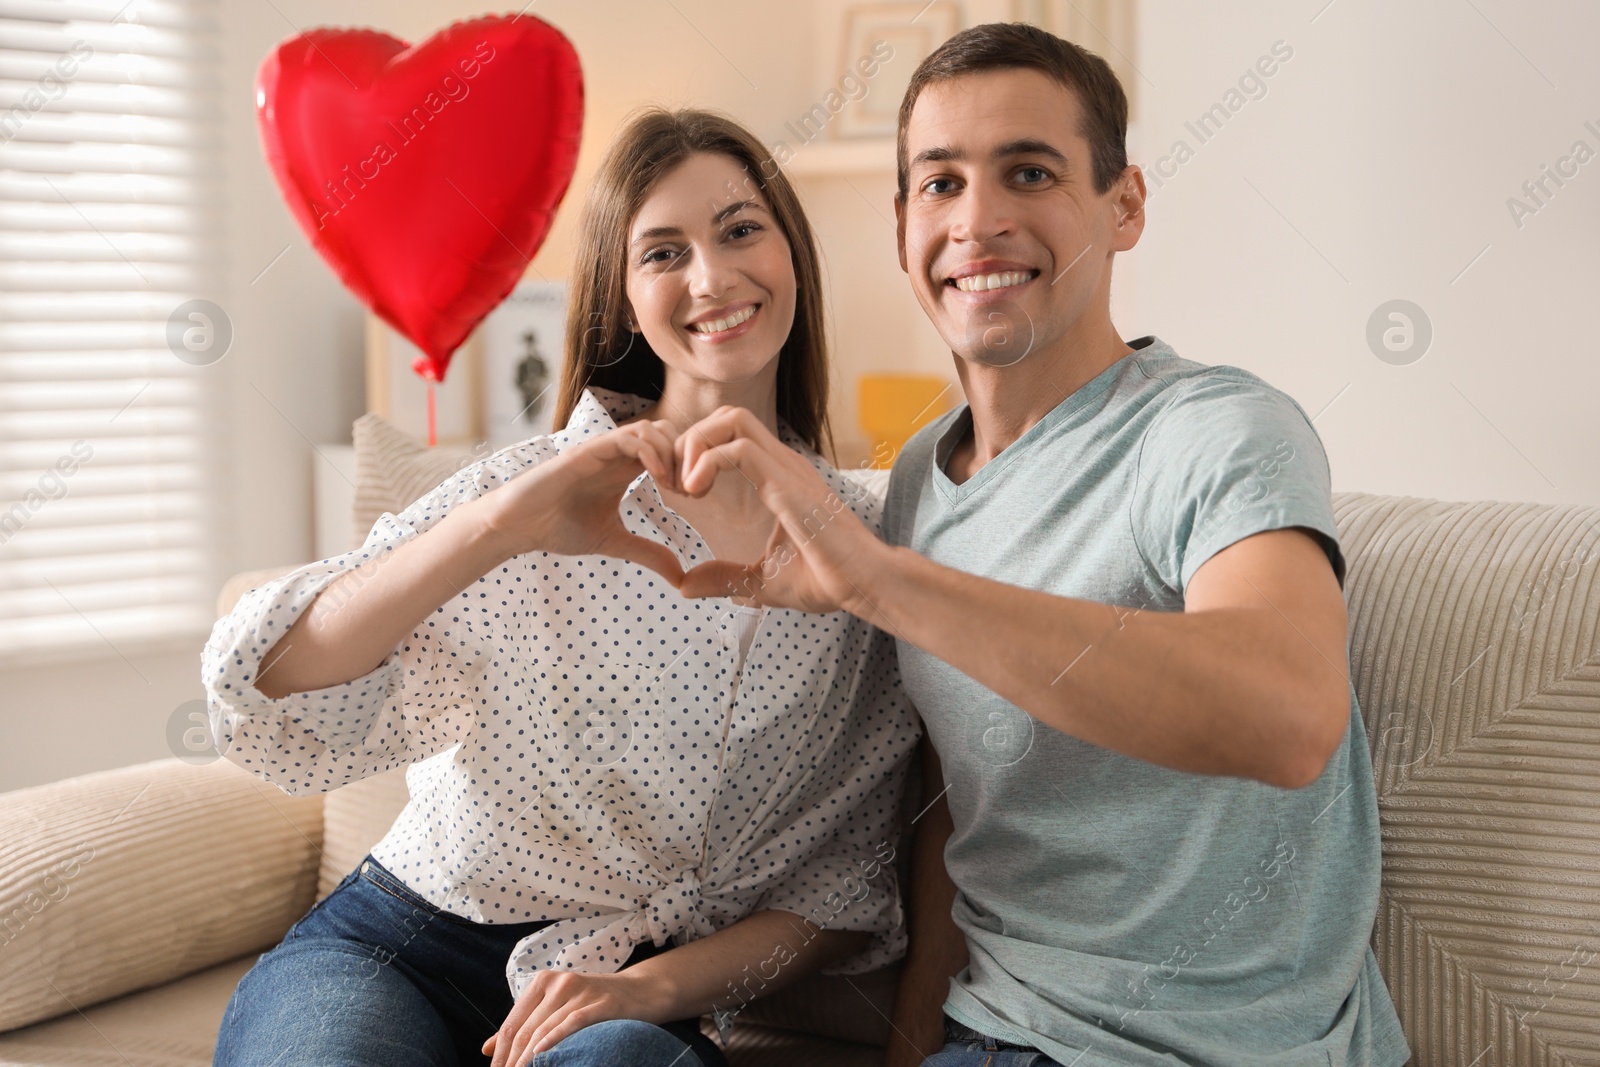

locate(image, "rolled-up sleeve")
(201, 442), (549, 796)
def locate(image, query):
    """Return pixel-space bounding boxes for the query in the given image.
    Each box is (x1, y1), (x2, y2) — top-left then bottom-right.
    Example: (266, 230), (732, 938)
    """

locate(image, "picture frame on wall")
(1011, 0), (1141, 119)
(364, 281), (567, 452)
(836, 1), (961, 138)
(476, 280), (566, 451)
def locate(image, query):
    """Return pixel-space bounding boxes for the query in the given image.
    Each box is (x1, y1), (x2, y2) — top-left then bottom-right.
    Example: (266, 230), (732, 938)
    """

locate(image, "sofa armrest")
(0, 757), (323, 1033)
(213, 561), (416, 902)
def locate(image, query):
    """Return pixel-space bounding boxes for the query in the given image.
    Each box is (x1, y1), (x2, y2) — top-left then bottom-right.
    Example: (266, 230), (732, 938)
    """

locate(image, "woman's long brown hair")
(552, 107), (833, 457)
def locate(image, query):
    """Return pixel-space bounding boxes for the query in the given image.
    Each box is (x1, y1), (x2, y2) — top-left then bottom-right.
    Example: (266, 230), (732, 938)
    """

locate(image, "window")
(0, 0), (224, 662)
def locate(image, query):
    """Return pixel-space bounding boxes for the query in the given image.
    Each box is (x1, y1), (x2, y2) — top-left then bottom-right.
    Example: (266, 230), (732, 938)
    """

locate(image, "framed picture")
(476, 281), (566, 451)
(1011, 0), (1140, 119)
(364, 282), (567, 451)
(364, 315), (485, 447)
(836, 1), (961, 138)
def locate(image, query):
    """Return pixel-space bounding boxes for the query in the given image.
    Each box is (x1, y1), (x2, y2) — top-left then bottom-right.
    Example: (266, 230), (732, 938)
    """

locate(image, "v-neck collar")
(930, 343), (1148, 507)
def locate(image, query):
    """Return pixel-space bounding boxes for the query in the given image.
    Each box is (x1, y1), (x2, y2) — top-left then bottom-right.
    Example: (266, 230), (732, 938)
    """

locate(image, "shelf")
(781, 137), (896, 177)
(780, 122), (1150, 179)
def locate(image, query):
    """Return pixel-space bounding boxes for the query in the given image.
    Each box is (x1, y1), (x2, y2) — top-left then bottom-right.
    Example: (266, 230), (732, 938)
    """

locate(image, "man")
(675, 21), (1409, 1067)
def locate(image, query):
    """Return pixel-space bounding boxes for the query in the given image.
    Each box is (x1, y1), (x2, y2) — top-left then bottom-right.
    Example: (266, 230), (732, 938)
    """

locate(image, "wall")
(5, 0), (1596, 790)
(0, 0), (819, 790)
(1133, 0), (1598, 505)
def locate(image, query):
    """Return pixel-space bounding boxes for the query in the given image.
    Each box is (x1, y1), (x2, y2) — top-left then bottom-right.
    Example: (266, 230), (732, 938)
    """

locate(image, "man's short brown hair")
(896, 22), (1130, 199)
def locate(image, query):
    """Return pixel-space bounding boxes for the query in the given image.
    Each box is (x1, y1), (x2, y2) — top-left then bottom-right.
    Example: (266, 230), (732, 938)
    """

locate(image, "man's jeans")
(923, 1016), (1065, 1066)
(213, 853), (725, 1067)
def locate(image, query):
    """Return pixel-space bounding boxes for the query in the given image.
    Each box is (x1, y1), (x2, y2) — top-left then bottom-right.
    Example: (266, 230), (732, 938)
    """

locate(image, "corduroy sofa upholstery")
(2, 490), (1597, 1066)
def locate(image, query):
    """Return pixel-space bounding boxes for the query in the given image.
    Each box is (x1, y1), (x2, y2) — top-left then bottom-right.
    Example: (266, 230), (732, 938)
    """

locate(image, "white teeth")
(689, 305), (756, 334)
(953, 270), (1034, 292)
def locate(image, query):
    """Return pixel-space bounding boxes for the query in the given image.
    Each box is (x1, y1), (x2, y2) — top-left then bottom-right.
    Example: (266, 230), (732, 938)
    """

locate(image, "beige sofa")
(3, 489), (1598, 1066)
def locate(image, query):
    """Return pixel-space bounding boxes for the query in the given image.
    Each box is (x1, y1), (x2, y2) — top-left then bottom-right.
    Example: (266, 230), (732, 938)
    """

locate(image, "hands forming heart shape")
(474, 408), (877, 615)
(474, 409), (884, 1065)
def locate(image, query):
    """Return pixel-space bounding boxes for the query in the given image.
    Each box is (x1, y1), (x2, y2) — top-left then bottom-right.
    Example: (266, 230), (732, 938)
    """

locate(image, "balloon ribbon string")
(427, 382), (437, 448)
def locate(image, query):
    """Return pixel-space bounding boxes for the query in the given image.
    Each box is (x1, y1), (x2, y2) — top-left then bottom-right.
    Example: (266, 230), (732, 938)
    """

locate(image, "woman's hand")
(475, 419), (686, 586)
(482, 968), (672, 1066)
(483, 914), (868, 1063)
(673, 406), (890, 616)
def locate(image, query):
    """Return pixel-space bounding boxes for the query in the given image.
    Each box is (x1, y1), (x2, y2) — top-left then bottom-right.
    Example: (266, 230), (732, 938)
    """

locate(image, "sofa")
(3, 483), (1597, 1066)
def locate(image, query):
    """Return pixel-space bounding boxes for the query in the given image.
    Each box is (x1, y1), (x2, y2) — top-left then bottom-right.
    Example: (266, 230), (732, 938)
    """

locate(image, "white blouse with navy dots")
(202, 387), (921, 1000)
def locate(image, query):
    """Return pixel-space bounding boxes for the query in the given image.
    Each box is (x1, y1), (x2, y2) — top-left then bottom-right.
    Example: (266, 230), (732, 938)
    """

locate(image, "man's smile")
(944, 260), (1042, 297)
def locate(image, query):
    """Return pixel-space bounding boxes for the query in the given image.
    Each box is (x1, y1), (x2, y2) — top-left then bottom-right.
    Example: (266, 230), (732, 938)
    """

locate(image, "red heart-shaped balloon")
(256, 15), (583, 382)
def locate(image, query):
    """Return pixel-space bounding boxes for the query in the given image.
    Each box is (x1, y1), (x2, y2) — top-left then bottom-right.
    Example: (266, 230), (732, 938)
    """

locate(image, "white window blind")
(0, 0), (223, 662)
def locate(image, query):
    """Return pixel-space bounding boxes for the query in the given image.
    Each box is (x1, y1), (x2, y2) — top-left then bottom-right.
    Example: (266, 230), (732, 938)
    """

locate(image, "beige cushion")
(1333, 492), (1600, 1066)
(0, 760), (321, 1033)
(351, 412), (484, 542)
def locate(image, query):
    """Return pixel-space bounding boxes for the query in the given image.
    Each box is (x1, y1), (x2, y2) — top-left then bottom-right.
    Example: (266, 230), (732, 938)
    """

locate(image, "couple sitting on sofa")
(202, 22), (1410, 1067)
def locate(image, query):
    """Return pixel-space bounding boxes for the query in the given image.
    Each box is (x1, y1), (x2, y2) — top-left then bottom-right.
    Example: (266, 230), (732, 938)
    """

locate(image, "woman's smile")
(685, 301), (760, 342)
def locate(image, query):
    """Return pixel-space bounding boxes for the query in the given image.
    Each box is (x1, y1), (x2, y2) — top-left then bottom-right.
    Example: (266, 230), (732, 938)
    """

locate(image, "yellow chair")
(857, 374), (956, 469)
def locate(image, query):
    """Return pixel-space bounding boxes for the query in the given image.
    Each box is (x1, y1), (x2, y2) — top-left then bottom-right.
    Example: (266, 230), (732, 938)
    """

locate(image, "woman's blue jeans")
(213, 853), (727, 1067)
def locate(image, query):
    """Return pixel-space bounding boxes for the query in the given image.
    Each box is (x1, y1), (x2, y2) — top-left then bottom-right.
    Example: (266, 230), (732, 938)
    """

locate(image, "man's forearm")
(846, 543), (1339, 787)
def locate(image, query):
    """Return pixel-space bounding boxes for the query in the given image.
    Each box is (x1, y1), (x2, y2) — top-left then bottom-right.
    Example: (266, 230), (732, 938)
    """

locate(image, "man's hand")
(481, 968), (669, 1066)
(673, 406), (890, 614)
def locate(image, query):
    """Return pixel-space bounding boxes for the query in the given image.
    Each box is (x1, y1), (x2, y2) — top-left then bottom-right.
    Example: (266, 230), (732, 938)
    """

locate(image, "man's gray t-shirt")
(883, 336), (1409, 1066)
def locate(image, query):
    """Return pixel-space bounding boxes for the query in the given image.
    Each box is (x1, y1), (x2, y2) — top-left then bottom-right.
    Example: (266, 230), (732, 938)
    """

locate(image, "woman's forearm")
(254, 498), (511, 699)
(624, 910), (870, 1023)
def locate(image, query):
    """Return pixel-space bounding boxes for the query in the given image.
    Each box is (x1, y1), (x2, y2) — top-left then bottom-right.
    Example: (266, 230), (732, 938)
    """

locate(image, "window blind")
(0, 0), (223, 662)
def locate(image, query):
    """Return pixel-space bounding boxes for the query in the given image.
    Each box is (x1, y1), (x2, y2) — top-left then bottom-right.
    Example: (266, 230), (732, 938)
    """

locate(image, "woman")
(204, 108), (919, 1067)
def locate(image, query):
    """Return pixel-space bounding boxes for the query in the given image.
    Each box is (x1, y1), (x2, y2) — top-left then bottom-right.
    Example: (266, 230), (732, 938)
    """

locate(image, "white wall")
(0, 0), (820, 790)
(216, 0), (819, 570)
(1133, 0), (1598, 506)
(5, 0), (1596, 790)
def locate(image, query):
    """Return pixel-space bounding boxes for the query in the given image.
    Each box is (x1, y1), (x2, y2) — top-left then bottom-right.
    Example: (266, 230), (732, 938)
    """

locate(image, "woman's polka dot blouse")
(201, 386), (923, 1001)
